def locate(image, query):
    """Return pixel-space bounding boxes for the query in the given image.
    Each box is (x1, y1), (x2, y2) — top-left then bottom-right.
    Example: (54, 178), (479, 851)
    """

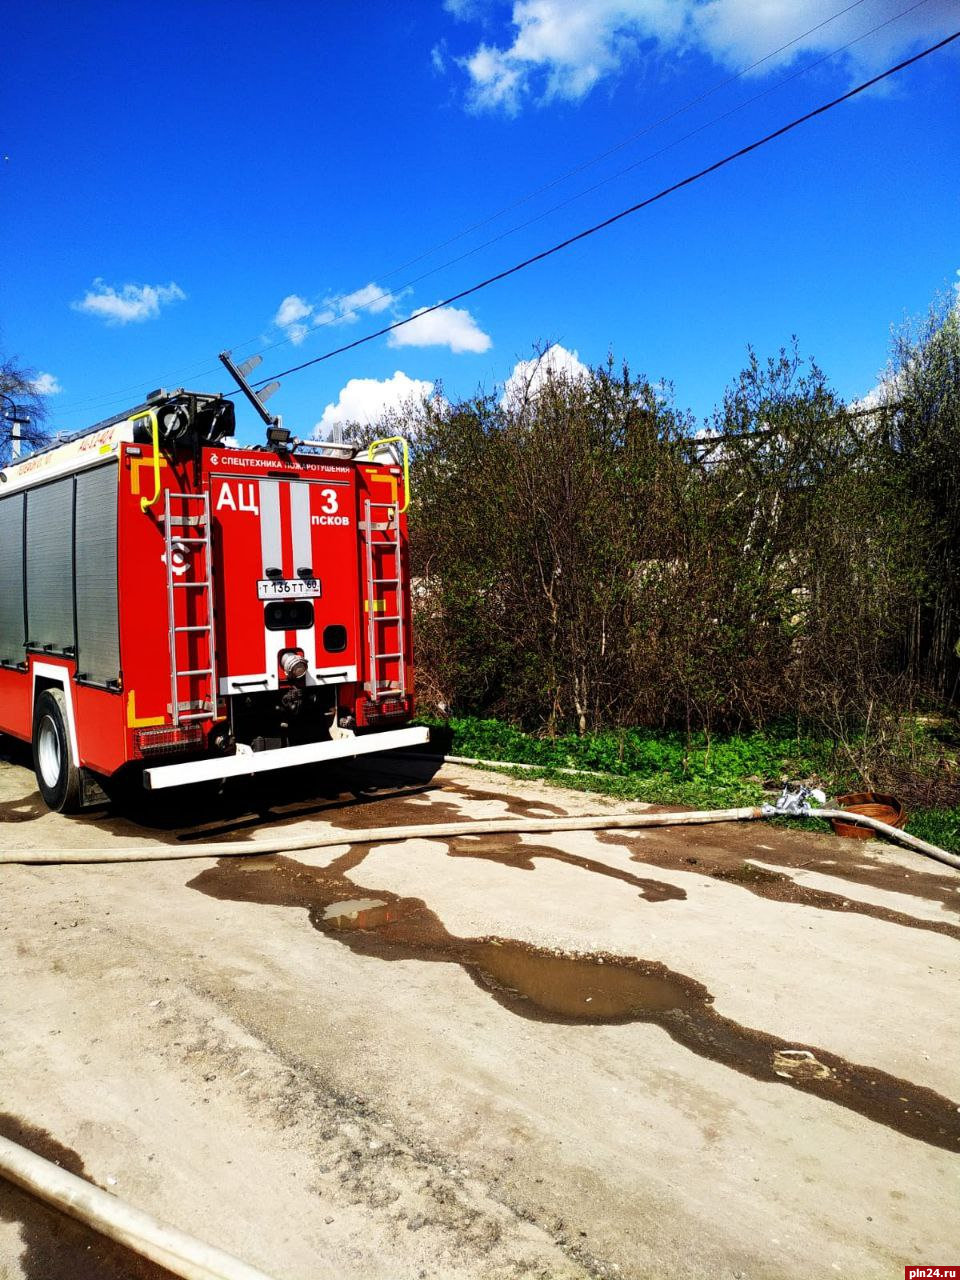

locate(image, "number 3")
(319, 488), (338, 515)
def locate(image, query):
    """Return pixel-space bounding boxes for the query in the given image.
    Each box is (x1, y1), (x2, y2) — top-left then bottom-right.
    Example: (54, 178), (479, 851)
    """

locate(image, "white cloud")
(459, 0), (684, 112)
(853, 367), (905, 414)
(444, 0), (490, 19)
(274, 294), (313, 329)
(271, 282), (401, 345)
(388, 304), (492, 354)
(336, 282), (396, 318)
(31, 372), (62, 395)
(72, 279), (186, 324)
(695, 0), (959, 76)
(463, 44), (527, 113)
(314, 371), (435, 437)
(502, 343), (589, 404)
(455, 0), (958, 113)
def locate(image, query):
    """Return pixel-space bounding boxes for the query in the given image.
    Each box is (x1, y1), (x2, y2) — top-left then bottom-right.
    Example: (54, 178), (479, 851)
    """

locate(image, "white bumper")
(142, 725), (430, 790)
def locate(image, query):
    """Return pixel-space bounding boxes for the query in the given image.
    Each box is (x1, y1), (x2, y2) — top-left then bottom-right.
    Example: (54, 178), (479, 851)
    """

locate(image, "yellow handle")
(367, 436), (410, 514)
(131, 409), (162, 511)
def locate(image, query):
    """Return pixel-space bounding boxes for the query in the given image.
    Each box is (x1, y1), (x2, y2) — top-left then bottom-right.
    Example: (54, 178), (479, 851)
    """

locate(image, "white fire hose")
(808, 810), (958, 867)
(1, 792), (956, 869)
(0, 1132), (279, 1280)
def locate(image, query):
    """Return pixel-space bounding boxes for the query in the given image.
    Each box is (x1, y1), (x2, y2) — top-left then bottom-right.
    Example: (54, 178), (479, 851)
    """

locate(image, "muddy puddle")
(0, 1113), (177, 1280)
(315, 775), (571, 833)
(598, 824), (960, 942)
(189, 849), (960, 1151)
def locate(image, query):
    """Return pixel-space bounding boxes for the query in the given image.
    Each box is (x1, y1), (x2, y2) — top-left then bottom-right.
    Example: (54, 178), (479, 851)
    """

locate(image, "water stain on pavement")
(0, 1113), (177, 1280)
(173, 782), (441, 843)
(444, 832), (685, 902)
(189, 851), (960, 1152)
(322, 780), (685, 900)
(598, 825), (960, 942)
(450, 785), (569, 819)
(327, 779), (956, 930)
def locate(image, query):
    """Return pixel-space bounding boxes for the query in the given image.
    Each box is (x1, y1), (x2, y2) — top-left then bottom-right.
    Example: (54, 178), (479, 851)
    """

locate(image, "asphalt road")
(0, 744), (958, 1280)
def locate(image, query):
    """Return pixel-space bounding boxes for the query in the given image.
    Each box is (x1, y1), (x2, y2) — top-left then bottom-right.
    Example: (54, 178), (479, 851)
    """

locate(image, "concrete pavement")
(0, 745), (957, 1279)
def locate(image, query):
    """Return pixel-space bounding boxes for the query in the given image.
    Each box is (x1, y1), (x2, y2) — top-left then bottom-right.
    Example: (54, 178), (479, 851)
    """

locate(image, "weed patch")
(416, 716), (960, 854)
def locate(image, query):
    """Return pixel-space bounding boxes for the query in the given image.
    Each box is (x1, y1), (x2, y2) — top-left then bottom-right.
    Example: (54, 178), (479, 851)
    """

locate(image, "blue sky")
(2, 0), (958, 445)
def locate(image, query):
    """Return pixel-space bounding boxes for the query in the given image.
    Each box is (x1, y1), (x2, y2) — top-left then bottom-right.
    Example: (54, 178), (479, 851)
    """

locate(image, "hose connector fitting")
(280, 651), (308, 680)
(762, 783), (827, 817)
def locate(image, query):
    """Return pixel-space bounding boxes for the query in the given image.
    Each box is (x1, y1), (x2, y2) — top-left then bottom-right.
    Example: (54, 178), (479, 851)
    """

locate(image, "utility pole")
(1, 394), (31, 463)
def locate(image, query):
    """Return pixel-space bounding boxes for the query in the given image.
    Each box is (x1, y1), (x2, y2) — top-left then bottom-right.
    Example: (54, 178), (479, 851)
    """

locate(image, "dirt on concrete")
(1, 748), (958, 1279)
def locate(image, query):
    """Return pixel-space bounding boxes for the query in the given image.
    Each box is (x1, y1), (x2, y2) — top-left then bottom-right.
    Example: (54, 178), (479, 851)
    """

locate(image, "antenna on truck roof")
(219, 351), (291, 451)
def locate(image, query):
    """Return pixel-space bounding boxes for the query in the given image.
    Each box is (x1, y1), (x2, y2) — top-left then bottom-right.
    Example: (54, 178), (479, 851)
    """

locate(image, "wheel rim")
(37, 714), (62, 789)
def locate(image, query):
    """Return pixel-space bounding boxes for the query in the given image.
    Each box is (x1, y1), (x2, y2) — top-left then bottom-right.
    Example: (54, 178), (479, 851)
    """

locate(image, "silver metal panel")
(288, 480), (320, 679)
(25, 477), (74, 653)
(258, 479), (284, 689)
(258, 479), (282, 570)
(289, 480), (312, 570)
(0, 494), (25, 663)
(75, 464), (120, 685)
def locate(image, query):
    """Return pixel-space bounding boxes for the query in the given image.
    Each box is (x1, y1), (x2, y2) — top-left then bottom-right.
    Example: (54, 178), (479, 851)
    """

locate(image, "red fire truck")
(0, 383), (428, 812)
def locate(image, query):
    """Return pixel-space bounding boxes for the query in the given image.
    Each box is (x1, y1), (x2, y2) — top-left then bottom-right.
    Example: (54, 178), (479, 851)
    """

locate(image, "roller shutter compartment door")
(25, 477), (75, 655)
(0, 494), (25, 664)
(75, 465), (120, 686)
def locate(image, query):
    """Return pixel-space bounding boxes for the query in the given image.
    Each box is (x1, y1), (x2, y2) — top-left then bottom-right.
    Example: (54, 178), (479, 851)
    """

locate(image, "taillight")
(134, 724), (205, 757)
(363, 696), (409, 723)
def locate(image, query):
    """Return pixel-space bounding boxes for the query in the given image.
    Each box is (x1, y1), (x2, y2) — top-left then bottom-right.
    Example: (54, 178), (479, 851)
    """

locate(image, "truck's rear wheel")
(33, 689), (81, 814)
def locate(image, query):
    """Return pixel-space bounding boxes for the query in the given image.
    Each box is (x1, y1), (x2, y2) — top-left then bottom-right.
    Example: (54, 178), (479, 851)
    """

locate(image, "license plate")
(257, 578), (322, 600)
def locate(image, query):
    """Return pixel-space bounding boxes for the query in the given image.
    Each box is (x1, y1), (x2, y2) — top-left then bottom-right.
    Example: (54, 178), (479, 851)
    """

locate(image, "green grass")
(417, 715), (960, 854)
(905, 807), (960, 854)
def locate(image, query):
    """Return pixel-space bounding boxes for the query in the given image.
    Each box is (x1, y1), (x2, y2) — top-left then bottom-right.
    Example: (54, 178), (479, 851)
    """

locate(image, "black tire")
(32, 688), (82, 814)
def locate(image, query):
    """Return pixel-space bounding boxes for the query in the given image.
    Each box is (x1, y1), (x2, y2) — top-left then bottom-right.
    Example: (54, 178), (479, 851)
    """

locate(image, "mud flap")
(79, 768), (110, 809)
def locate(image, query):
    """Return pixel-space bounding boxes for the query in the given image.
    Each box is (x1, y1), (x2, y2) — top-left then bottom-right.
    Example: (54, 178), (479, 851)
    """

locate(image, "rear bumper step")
(142, 725), (430, 790)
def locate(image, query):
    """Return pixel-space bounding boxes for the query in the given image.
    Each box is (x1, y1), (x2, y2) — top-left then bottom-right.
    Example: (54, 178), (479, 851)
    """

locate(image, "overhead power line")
(311, 0), (933, 339)
(352, 0), (878, 287)
(49, 0), (909, 421)
(252, 30), (960, 390)
(247, 0), (926, 365)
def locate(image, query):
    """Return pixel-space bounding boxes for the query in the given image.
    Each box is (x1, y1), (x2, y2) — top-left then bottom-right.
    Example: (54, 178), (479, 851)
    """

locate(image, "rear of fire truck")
(119, 382), (429, 793)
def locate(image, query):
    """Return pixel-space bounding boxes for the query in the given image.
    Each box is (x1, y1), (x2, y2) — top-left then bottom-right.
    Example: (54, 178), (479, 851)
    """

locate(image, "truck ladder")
(360, 498), (407, 699)
(163, 490), (218, 726)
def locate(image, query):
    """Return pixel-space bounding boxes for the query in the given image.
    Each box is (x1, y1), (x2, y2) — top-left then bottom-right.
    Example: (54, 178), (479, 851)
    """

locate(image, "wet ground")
(1, 745), (958, 1279)
(0, 1114), (176, 1280)
(189, 847), (959, 1152)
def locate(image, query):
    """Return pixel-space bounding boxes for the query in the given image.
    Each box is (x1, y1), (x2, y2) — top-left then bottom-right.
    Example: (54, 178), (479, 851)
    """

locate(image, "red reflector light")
(134, 724), (205, 756)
